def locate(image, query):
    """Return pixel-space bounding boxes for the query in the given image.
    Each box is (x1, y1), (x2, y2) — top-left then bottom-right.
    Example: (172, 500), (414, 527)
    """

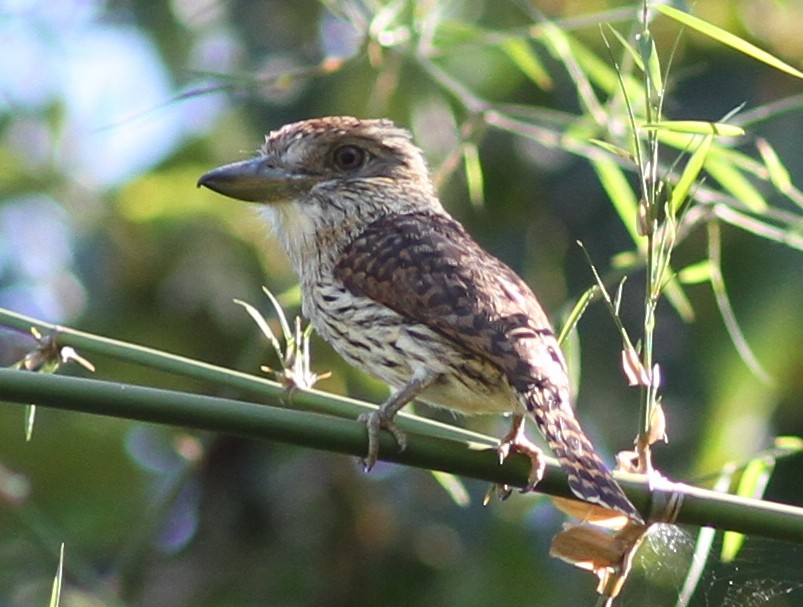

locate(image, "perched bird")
(198, 116), (642, 522)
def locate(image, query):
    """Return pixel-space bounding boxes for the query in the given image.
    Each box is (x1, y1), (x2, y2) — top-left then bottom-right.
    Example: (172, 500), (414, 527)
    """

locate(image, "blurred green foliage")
(1, 0), (802, 605)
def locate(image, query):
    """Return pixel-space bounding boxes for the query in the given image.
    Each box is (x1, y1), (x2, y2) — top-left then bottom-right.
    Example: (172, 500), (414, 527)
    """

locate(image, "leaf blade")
(656, 5), (803, 80)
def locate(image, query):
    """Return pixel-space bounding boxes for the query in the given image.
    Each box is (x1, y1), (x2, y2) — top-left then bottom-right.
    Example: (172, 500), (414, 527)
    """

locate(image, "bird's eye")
(332, 145), (366, 171)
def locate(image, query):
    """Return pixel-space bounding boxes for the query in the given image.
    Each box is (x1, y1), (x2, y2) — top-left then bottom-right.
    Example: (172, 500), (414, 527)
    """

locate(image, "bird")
(198, 116), (643, 522)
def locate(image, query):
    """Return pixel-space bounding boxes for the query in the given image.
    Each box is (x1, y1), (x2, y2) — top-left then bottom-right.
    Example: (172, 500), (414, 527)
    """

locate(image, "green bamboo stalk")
(0, 307), (494, 447)
(1, 369), (803, 544)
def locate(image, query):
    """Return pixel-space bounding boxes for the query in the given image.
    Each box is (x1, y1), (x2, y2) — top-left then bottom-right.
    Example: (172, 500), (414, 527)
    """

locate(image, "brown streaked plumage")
(198, 116), (642, 522)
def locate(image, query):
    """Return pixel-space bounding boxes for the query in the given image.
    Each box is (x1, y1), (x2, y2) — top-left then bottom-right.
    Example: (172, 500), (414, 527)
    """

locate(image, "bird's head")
(198, 117), (443, 269)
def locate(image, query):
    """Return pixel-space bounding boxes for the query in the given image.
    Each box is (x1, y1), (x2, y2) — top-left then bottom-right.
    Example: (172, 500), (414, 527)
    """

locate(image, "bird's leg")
(358, 367), (436, 471)
(497, 414), (545, 491)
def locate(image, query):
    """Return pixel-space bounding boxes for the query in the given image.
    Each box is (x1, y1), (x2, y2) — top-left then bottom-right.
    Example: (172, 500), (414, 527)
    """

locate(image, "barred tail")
(524, 388), (643, 522)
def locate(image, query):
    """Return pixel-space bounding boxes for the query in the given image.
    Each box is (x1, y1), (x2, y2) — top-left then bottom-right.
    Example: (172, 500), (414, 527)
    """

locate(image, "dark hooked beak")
(197, 157), (315, 203)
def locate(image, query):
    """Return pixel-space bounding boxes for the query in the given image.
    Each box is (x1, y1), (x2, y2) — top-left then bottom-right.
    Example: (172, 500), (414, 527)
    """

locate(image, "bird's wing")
(335, 211), (643, 521)
(333, 211), (568, 395)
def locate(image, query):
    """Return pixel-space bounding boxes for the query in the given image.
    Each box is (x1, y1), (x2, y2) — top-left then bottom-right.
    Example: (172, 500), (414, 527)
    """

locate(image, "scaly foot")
(497, 415), (545, 491)
(357, 409), (408, 471)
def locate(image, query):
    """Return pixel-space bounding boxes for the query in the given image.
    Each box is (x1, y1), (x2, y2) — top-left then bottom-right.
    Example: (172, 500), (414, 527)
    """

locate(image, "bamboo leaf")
(677, 260), (712, 285)
(669, 133), (713, 216)
(499, 38), (552, 89)
(462, 141), (485, 208)
(642, 121), (744, 137)
(676, 465), (737, 607)
(755, 138), (792, 193)
(640, 31), (664, 98)
(605, 24), (643, 71)
(775, 436), (803, 453)
(431, 470), (471, 507)
(569, 29), (642, 99)
(663, 277), (696, 323)
(24, 404), (36, 442)
(722, 456), (775, 562)
(714, 205), (803, 251)
(557, 285), (597, 346)
(706, 155), (768, 212)
(591, 157), (641, 246)
(589, 138), (635, 162)
(656, 5), (803, 80)
(48, 543), (65, 607)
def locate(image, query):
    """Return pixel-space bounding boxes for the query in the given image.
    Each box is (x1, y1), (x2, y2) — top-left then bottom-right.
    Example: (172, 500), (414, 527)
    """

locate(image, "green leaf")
(557, 285), (598, 346)
(48, 543), (64, 607)
(499, 38), (552, 89)
(642, 121), (744, 137)
(775, 436), (803, 453)
(461, 141), (485, 208)
(756, 138), (792, 193)
(590, 156), (641, 246)
(656, 5), (803, 80)
(431, 471), (471, 507)
(737, 456), (775, 501)
(669, 133), (713, 216)
(640, 32), (664, 98)
(580, 28), (642, 99)
(677, 464), (737, 606)
(24, 404), (36, 442)
(706, 155), (768, 212)
(677, 260), (712, 284)
(589, 138), (635, 162)
(663, 276), (696, 323)
(605, 24), (643, 70)
(722, 455), (776, 562)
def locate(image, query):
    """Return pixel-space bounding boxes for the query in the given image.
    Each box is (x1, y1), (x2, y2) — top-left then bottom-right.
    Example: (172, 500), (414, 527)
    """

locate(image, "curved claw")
(497, 438), (545, 491)
(495, 415), (545, 493)
(357, 409), (408, 471)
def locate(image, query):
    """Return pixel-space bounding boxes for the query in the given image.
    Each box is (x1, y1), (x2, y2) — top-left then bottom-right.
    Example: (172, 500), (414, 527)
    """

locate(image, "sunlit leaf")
(591, 157), (640, 246)
(706, 155), (768, 212)
(24, 405), (36, 442)
(669, 133), (713, 216)
(461, 141), (485, 208)
(567, 28), (641, 100)
(48, 543), (64, 607)
(589, 138), (635, 162)
(431, 471), (470, 507)
(707, 222), (773, 383)
(677, 465), (736, 607)
(663, 278), (695, 322)
(774, 436), (803, 453)
(656, 5), (803, 80)
(642, 121), (744, 137)
(756, 138), (792, 193)
(538, 21), (605, 119)
(604, 24), (642, 71)
(557, 285), (597, 346)
(722, 455), (775, 562)
(677, 260), (712, 284)
(714, 205), (803, 251)
(499, 38), (552, 89)
(639, 31), (664, 98)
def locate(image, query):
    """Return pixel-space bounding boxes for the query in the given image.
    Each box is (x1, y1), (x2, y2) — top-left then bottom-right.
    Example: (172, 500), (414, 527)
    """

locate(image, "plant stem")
(0, 307), (494, 447)
(2, 369), (803, 543)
